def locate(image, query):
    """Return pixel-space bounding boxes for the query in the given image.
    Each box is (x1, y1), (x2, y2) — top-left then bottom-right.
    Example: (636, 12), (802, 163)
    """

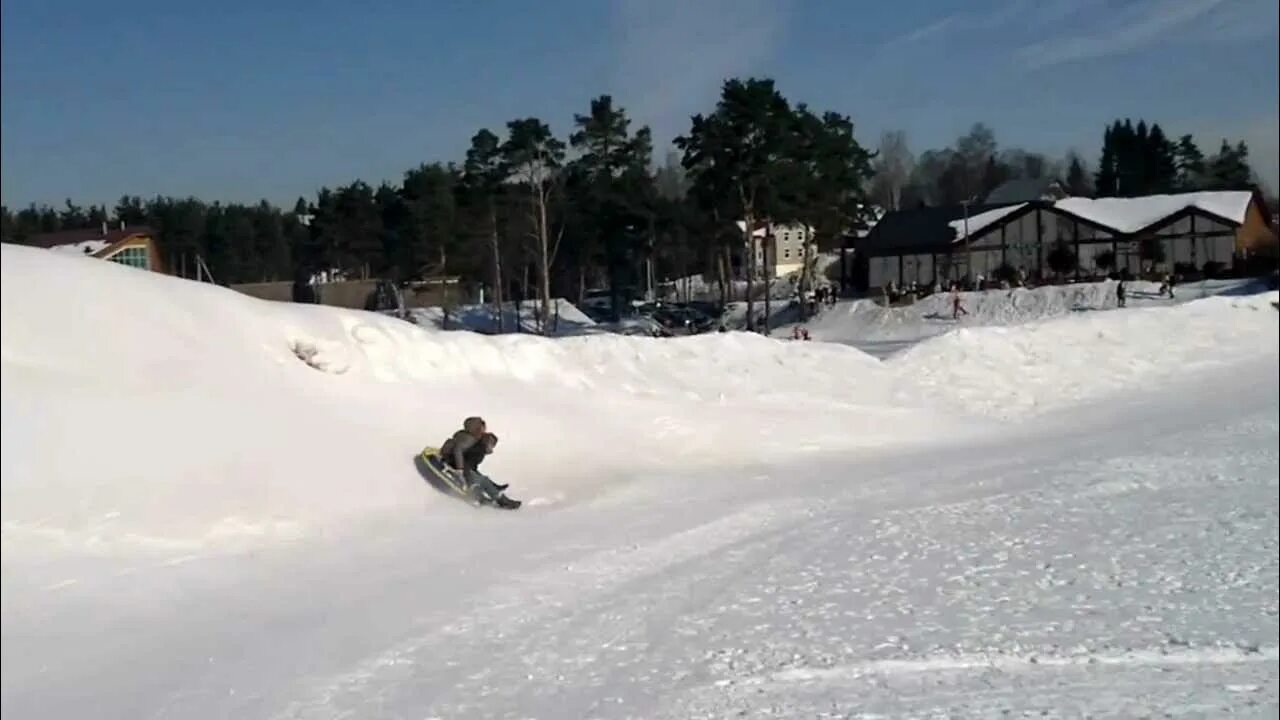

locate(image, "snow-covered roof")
(48, 240), (109, 256)
(734, 221), (815, 238)
(1053, 191), (1254, 234)
(950, 203), (1027, 240)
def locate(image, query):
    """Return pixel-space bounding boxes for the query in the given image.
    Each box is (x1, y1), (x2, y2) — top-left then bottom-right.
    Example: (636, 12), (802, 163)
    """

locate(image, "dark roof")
(24, 226), (155, 250)
(853, 204), (1015, 255)
(984, 177), (1067, 204)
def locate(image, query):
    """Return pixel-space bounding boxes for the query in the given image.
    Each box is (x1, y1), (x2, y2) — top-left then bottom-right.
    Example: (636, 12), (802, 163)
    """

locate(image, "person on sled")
(441, 417), (519, 509)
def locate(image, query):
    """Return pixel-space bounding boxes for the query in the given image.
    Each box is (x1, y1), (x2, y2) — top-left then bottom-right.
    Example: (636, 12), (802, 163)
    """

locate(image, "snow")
(408, 297), (596, 335)
(797, 277), (1265, 352)
(47, 239), (108, 256)
(951, 202), (1028, 239)
(3, 242), (1278, 718)
(734, 220), (814, 238)
(1054, 191), (1255, 233)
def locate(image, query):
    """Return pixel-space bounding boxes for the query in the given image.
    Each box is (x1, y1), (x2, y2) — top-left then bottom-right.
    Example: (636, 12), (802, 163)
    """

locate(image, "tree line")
(1, 80), (1267, 330)
(0, 78), (876, 329)
(867, 119), (1260, 210)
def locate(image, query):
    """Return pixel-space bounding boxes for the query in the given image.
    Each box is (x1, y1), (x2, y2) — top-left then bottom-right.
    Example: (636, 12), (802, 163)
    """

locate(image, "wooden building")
(847, 191), (1277, 291)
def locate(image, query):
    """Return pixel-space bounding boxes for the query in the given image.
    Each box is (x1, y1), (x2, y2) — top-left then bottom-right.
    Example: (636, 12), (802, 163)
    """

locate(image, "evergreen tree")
(1174, 135), (1206, 191)
(59, 199), (89, 229)
(568, 95), (654, 318)
(1206, 140), (1253, 190)
(676, 78), (793, 330)
(462, 128), (511, 327)
(1095, 123), (1118, 197)
(1066, 154), (1091, 196)
(1146, 124), (1177, 193)
(501, 117), (565, 331)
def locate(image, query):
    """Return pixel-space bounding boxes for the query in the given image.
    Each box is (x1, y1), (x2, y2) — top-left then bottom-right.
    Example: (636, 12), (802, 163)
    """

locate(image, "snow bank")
(3, 244), (1274, 557)
(409, 297), (596, 335)
(0, 244), (927, 555)
(889, 291), (1280, 418)
(803, 279), (1259, 344)
(1055, 191), (1254, 233)
(48, 240), (109, 256)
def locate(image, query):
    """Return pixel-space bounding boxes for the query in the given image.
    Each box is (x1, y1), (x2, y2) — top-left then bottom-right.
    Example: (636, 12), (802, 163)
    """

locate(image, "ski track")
(256, 382), (1279, 720)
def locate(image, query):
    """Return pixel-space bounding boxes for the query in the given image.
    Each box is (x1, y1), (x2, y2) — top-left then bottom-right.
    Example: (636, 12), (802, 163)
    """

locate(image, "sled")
(415, 446), (520, 510)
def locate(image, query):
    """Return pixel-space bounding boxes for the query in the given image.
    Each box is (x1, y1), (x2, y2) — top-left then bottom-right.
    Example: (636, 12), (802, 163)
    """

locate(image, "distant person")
(951, 285), (969, 320)
(1116, 279), (1127, 308)
(292, 269), (318, 304)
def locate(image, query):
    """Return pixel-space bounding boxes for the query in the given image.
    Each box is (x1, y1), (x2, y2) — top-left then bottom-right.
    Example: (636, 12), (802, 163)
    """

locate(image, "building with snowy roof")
(24, 224), (164, 273)
(735, 220), (817, 279)
(846, 190), (1276, 292)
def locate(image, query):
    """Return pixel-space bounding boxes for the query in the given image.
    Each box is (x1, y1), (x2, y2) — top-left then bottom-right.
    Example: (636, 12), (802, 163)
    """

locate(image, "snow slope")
(801, 277), (1263, 347)
(408, 297), (597, 335)
(0, 243), (954, 555)
(3, 244), (1274, 550)
(3, 242), (1277, 718)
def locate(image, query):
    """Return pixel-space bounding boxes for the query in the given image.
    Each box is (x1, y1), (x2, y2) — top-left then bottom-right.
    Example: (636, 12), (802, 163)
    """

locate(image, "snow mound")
(804, 279), (1260, 344)
(889, 291), (1279, 418)
(48, 240), (109, 256)
(2, 243), (1274, 556)
(409, 297), (596, 335)
(0, 244), (923, 554)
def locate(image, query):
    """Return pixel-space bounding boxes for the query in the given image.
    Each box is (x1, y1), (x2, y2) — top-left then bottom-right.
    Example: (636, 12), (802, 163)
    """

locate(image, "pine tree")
(1174, 135), (1206, 191)
(1147, 124), (1177, 194)
(1066, 154), (1091, 196)
(1095, 124), (1118, 197)
(501, 117), (565, 331)
(1206, 140), (1253, 190)
(462, 128), (510, 328)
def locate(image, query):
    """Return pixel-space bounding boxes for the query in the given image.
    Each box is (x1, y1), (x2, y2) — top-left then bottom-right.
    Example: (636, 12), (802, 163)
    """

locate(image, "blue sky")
(3, 0), (1277, 208)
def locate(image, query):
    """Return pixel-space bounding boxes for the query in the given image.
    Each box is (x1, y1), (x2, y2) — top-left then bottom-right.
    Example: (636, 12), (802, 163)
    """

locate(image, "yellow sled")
(417, 446), (477, 502)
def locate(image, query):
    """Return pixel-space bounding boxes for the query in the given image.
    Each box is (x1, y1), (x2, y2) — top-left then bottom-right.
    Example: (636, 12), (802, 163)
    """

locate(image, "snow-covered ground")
(409, 297), (597, 335)
(3, 243), (1277, 718)
(793, 277), (1267, 357)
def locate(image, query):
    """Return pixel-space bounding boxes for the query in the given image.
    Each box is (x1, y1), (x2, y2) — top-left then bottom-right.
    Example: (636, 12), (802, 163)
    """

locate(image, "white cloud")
(1012, 0), (1269, 70)
(607, 0), (791, 150)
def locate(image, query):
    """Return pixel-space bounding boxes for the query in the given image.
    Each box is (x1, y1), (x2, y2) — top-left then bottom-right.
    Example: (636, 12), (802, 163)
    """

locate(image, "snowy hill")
(2, 242), (1274, 549)
(408, 297), (598, 335)
(3, 242), (1277, 718)
(800, 277), (1264, 348)
(0, 244), (946, 554)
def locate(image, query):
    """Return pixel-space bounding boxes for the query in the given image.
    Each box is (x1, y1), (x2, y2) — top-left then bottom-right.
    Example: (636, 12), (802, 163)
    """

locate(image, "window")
(107, 246), (149, 270)
(783, 248), (791, 260)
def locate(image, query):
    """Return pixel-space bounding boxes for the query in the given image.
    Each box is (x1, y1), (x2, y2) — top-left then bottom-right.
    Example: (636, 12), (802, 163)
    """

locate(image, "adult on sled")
(440, 417), (520, 509)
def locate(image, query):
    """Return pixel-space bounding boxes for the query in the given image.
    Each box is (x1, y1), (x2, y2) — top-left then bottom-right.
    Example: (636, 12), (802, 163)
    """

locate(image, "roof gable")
(25, 226), (155, 250)
(1052, 192), (1253, 234)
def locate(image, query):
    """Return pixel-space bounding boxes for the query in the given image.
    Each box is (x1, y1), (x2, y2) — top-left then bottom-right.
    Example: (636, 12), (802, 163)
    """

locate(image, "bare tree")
(873, 130), (914, 211)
